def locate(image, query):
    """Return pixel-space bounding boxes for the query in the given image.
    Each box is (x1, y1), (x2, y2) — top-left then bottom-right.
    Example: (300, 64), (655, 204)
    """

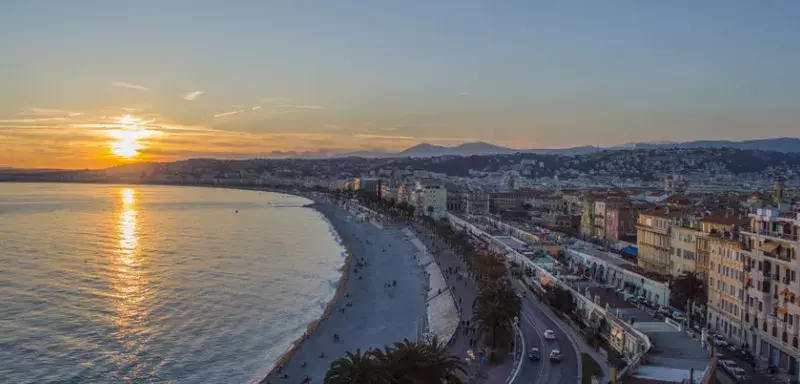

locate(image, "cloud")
(213, 110), (244, 118)
(251, 106), (262, 110)
(0, 117), (72, 124)
(23, 107), (83, 117)
(355, 133), (416, 140)
(111, 81), (149, 91)
(181, 91), (204, 101)
(283, 105), (324, 110)
(459, 92), (470, 96)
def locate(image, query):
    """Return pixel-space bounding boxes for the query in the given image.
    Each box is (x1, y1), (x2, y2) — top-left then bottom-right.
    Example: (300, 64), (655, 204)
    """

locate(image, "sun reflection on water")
(111, 187), (150, 376)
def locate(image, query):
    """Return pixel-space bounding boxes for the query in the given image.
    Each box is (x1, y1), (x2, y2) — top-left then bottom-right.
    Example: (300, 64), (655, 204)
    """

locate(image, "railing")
(743, 228), (799, 242)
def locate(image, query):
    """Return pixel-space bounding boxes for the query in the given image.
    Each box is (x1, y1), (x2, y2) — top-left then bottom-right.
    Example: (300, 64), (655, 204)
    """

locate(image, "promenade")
(410, 222), (515, 383)
(261, 202), (427, 384)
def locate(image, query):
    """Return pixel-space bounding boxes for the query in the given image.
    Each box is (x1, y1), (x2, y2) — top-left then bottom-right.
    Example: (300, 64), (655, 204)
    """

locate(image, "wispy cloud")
(283, 105), (324, 110)
(23, 107), (83, 117)
(213, 110), (244, 118)
(251, 106), (262, 110)
(0, 117), (72, 124)
(355, 134), (416, 140)
(181, 91), (204, 101)
(111, 81), (149, 91)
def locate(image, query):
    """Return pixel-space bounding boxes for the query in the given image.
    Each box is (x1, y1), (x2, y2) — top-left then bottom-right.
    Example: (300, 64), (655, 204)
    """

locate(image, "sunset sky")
(1, 1), (799, 169)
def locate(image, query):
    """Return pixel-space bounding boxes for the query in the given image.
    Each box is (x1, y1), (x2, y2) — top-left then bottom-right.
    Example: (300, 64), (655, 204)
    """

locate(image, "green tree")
(325, 348), (391, 384)
(669, 271), (706, 326)
(472, 280), (522, 349)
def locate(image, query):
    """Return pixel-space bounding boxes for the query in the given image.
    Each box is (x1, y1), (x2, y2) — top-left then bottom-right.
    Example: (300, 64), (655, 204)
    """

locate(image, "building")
(740, 207), (800, 375)
(670, 225), (702, 277)
(580, 195), (597, 239)
(414, 184), (448, 219)
(707, 228), (746, 346)
(465, 190), (490, 215)
(489, 191), (527, 213)
(446, 190), (467, 213)
(379, 181), (399, 201)
(606, 204), (648, 242)
(359, 178), (382, 195)
(636, 208), (682, 276)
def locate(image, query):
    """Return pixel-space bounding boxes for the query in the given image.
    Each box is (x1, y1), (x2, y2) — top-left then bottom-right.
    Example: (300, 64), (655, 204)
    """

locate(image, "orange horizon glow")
(105, 115), (162, 160)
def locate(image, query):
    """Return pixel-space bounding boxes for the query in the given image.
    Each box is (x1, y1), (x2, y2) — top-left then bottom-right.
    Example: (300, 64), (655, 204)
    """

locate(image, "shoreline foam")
(255, 199), (354, 383)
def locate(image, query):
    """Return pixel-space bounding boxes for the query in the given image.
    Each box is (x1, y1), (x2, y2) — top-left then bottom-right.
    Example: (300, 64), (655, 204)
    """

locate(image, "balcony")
(742, 228), (799, 242)
(755, 270), (773, 282)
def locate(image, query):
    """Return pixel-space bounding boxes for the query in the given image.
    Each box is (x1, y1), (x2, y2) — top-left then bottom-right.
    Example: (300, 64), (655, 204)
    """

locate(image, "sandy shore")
(259, 198), (428, 384)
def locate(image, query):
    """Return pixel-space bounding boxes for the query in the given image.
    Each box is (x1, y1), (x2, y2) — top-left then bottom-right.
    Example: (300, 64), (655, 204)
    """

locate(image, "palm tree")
(324, 348), (391, 384)
(373, 337), (466, 384)
(472, 281), (522, 349)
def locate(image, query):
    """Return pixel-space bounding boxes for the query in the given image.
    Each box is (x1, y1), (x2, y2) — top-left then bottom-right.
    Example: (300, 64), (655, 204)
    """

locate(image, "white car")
(543, 330), (556, 340)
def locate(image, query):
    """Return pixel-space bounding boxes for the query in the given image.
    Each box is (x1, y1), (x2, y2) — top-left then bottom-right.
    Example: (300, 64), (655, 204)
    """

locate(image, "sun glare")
(106, 115), (162, 159)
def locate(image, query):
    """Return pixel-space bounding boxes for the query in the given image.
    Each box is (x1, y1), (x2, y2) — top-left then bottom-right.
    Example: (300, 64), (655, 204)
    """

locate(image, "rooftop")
(698, 212), (749, 226)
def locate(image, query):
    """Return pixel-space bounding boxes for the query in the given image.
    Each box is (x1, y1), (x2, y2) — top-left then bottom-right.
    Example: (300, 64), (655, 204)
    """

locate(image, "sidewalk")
(413, 223), (516, 383)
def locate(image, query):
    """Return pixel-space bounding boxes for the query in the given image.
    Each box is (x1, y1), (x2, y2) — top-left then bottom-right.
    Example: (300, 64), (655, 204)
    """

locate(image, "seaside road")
(512, 280), (579, 384)
(262, 202), (427, 384)
(411, 223), (514, 383)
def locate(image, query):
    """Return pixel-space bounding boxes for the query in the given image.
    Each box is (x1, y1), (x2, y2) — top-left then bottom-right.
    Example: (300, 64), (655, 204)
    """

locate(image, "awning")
(761, 241), (782, 253)
(622, 245), (638, 256)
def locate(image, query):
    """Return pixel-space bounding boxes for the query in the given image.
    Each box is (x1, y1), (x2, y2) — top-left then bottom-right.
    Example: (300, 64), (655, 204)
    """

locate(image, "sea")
(0, 183), (346, 383)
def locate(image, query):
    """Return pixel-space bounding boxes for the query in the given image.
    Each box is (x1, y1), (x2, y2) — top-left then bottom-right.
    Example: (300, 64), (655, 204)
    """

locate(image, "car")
(543, 330), (556, 340)
(528, 347), (541, 361)
(549, 350), (563, 362)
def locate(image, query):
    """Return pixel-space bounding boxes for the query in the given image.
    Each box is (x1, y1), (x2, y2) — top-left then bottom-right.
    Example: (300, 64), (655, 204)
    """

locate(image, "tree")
(546, 285), (575, 314)
(325, 338), (465, 384)
(325, 348), (391, 384)
(472, 280), (522, 349)
(670, 271), (706, 326)
(374, 337), (466, 384)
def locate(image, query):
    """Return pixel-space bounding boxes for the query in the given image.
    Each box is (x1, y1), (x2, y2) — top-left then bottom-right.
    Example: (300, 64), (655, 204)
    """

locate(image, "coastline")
(0, 182), (426, 383)
(256, 199), (353, 383)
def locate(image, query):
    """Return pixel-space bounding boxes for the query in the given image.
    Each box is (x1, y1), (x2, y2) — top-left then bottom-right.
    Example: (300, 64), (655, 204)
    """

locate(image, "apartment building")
(580, 195), (596, 238)
(707, 228), (747, 346)
(741, 207), (800, 375)
(636, 207), (682, 275)
(413, 184), (448, 219)
(670, 225), (702, 277)
(605, 204), (648, 242)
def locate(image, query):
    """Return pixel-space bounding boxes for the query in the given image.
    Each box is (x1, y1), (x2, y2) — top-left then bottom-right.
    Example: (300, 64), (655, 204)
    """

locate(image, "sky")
(1, 1), (799, 169)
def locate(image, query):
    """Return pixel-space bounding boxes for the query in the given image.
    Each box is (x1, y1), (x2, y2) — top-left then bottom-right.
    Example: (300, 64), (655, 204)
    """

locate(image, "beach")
(260, 198), (428, 384)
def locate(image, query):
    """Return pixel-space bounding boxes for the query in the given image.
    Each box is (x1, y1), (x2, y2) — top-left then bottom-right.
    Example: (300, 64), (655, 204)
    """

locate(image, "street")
(511, 279), (580, 384)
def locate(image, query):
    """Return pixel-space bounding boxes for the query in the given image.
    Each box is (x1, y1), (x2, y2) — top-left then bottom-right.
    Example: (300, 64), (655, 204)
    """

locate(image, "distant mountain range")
(327, 137), (800, 158)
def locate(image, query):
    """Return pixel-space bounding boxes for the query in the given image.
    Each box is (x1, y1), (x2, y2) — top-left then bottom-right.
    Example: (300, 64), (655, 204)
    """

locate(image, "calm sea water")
(0, 183), (345, 383)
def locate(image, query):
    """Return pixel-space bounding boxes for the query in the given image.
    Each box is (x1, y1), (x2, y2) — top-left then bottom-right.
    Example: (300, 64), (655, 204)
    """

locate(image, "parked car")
(528, 347), (541, 361)
(719, 360), (748, 382)
(549, 350), (563, 362)
(543, 330), (556, 340)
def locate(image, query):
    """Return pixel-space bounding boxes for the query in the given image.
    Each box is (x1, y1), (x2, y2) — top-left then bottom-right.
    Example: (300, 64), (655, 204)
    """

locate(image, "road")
(511, 278), (580, 384)
(413, 220), (579, 384)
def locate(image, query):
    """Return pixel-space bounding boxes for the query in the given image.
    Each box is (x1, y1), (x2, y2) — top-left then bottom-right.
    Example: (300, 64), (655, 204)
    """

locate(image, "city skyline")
(2, 1), (799, 169)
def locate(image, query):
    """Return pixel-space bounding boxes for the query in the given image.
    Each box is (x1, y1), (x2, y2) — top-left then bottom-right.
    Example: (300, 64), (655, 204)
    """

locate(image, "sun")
(106, 115), (161, 159)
